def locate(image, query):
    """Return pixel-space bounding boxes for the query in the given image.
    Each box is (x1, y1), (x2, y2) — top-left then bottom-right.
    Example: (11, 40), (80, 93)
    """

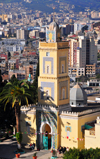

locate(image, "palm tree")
(0, 80), (33, 148)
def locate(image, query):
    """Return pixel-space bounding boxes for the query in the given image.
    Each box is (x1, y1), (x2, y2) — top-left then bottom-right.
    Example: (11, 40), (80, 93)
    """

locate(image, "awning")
(85, 124), (93, 129)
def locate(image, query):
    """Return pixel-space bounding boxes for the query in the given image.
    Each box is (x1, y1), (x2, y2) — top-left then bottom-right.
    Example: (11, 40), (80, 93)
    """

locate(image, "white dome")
(70, 84), (87, 107)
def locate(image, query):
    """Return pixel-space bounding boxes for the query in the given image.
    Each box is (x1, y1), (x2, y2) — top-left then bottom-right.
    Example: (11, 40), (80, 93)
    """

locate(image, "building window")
(62, 64), (64, 73)
(46, 52), (50, 56)
(46, 90), (49, 100)
(62, 88), (65, 99)
(47, 65), (49, 74)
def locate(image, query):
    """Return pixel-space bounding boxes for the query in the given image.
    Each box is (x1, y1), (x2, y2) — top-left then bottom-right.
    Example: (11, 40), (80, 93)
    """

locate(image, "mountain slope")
(0, 0), (100, 12)
(65, 0), (100, 11)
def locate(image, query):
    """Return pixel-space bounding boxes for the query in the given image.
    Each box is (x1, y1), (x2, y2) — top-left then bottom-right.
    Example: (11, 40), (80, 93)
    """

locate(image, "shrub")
(16, 132), (22, 144)
(63, 148), (100, 159)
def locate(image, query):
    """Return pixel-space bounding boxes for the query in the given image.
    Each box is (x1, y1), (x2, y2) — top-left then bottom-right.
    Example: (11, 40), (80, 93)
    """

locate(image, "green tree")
(0, 70), (2, 86)
(0, 80), (33, 148)
(0, 102), (16, 131)
(0, 70), (6, 93)
(8, 51), (11, 60)
(96, 74), (100, 79)
(10, 74), (18, 84)
(76, 75), (89, 82)
(32, 61), (39, 103)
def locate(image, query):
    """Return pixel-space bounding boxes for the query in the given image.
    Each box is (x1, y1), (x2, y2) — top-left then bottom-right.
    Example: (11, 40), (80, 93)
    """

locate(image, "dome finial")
(53, 7), (55, 22)
(53, 13), (55, 22)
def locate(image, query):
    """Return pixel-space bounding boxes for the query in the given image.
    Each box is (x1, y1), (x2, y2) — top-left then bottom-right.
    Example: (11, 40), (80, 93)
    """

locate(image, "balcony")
(85, 127), (95, 137)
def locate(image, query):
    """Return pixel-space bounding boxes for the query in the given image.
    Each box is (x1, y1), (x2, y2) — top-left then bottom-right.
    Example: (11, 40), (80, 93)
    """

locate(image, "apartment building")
(74, 22), (85, 34)
(0, 39), (25, 46)
(16, 29), (29, 40)
(61, 24), (74, 36)
(68, 35), (97, 78)
(68, 35), (97, 67)
(69, 67), (85, 81)
(85, 63), (96, 77)
(86, 37), (97, 65)
(9, 69), (25, 80)
(8, 59), (19, 70)
(68, 37), (78, 67)
(0, 44), (24, 56)
(68, 35), (86, 68)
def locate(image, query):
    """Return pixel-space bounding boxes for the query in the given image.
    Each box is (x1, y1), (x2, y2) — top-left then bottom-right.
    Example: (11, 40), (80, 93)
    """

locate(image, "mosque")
(20, 21), (100, 150)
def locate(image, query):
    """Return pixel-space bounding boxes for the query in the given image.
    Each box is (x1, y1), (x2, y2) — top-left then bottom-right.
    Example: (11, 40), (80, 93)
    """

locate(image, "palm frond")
(25, 97), (29, 106)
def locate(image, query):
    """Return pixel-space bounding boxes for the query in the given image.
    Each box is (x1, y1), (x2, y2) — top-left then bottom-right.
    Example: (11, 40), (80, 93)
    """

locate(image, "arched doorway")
(40, 122), (52, 150)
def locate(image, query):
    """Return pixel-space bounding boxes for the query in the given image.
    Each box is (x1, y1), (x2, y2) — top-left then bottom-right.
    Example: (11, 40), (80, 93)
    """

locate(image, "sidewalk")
(13, 150), (63, 159)
(37, 152), (63, 159)
(0, 138), (63, 159)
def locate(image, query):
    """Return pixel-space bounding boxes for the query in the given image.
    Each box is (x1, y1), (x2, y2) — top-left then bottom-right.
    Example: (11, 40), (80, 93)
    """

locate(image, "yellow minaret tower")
(37, 22), (71, 150)
(38, 22), (70, 110)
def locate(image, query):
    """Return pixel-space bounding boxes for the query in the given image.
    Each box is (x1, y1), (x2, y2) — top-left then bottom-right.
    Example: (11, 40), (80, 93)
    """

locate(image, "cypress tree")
(32, 61), (39, 103)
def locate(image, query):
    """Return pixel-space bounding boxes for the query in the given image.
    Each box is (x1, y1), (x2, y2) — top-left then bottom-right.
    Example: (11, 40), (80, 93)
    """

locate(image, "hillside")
(65, 0), (100, 11)
(0, 0), (100, 13)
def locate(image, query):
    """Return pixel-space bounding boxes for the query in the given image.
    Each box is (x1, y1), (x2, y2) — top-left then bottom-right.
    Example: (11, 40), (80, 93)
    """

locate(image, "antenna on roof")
(53, 7), (55, 22)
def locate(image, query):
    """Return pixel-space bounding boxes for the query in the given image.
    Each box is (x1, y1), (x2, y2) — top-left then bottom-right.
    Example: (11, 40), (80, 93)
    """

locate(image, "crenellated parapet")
(21, 104), (58, 113)
(21, 104), (36, 114)
(60, 108), (100, 118)
(78, 108), (100, 116)
(36, 104), (58, 112)
(61, 111), (78, 116)
(21, 104), (100, 117)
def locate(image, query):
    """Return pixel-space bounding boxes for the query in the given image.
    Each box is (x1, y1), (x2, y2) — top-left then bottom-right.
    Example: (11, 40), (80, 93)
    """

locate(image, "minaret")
(38, 21), (70, 111)
(36, 22), (71, 150)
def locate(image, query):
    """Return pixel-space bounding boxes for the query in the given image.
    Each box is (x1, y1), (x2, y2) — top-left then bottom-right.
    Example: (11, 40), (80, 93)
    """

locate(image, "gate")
(43, 135), (48, 150)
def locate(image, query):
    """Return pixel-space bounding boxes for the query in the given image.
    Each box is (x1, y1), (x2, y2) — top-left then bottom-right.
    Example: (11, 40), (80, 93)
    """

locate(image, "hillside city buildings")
(0, 2), (100, 82)
(0, 1), (100, 152)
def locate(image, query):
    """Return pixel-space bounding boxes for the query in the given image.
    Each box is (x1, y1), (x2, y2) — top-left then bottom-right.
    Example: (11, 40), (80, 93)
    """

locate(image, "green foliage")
(0, 103), (16, 129)
(9, 74), (18, 84)
(0, 70), (2, 87)
(33, 153), (37, 157)
(96, 74), (100, 79)
(76, 75), (89, 82)
(0, 79), (34, 132)
(0, 74), (16, 130)
(97, 53), (100, 60)
(0, 79), (33, 109)
(8, 51), (11, 60)
(52, 149), (57, 157)
(17, 148), (24, 152)
(63, 148), (100, 159)
(16, 132), (22, 144)
(32, 61), (39, 104)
